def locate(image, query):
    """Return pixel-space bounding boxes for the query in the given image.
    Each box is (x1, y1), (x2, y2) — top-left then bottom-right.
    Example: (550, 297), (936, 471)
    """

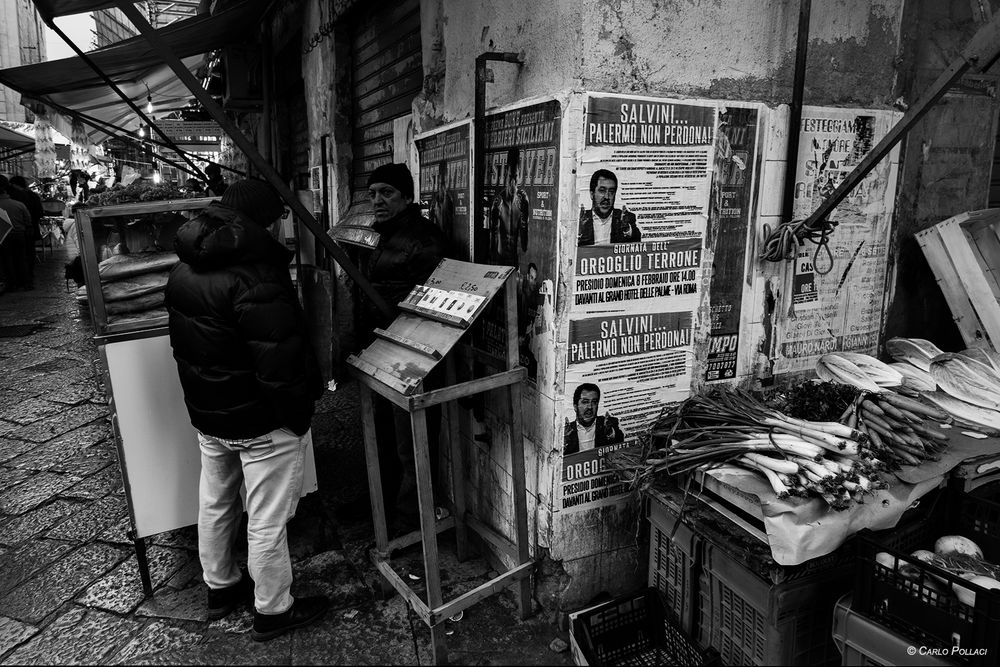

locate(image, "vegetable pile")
(86, 182), (187, 207)
(876, 533), (1000, 608)
(611, 388), (891, 510)
(819, 338), (1000, 437)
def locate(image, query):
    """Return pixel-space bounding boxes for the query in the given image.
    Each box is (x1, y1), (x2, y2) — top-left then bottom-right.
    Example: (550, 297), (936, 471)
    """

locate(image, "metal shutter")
(349, 0), (422, 205)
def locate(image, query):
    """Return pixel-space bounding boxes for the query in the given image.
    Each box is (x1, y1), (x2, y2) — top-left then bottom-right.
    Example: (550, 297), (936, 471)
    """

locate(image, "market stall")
(584, 342), (1000, 665)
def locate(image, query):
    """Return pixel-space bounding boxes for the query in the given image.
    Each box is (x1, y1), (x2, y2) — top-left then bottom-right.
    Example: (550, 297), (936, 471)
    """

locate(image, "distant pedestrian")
(0, 176), (32, 291)
(164, 179), (329, 641)
(9, 175), (42, 285)
(205, 164), (228, 196)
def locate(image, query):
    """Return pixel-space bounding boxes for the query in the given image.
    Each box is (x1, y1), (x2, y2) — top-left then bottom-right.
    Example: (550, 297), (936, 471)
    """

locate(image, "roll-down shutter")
(349, 0), (422, 206)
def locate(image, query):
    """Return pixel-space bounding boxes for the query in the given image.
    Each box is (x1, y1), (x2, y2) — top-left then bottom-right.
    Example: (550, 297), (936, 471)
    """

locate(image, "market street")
(0, 243), (569, 665)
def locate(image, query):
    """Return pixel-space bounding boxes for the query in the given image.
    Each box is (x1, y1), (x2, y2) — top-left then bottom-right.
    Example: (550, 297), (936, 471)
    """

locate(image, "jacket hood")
(174, 202), (292, 271)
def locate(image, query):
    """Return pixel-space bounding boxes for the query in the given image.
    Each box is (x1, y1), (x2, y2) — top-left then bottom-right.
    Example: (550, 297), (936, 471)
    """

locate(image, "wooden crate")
(915, 208), (1000, 351)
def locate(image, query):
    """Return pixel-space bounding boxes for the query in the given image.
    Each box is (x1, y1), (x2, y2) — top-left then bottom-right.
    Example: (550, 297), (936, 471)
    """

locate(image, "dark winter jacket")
(358, 203), (448, 342)
(165, 202), (324, 439)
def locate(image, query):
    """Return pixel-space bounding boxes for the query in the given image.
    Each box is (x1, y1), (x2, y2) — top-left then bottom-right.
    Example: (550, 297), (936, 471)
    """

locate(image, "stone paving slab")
(106, 620), (204, 666)
(46, 495), (127, 542)
(2, 348), (62, 375)
(6, 439), (93, 473)
(0, 605), (142, 666)
(6, 402), (107, 444)
(0, 465), (32, 490)
(95, 515), (132, 546)
(0, 437), (37, 465)
(135, 585), (210, 623)
(0, 498), (83, 547)
(0, 616), (38, 658)
(50, 446), (114, 478)
(0, 542), (129, 624)
(150, 525), (199, 551)
(46, 421), (114, 453)
(77, 545), (192, 615)
(0, 471), (80, 515)
(0, 398), (65, 426)
(165, 558), (203, 590)
(0, 539), (76, 597)
(44, 381), (104, 406)
(61, 464), (124, 500)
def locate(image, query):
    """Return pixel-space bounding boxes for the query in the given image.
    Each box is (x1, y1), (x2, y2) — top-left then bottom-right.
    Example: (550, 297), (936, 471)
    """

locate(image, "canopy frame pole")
(42, 17), (209, 183)
(24, 95), (217, 181)
(115, 0), (393, 322)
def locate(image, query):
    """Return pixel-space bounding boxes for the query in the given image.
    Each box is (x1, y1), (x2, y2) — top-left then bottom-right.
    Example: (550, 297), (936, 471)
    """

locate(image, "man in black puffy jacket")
(165, 179), (329, 642)
(360, 163), (448, 535)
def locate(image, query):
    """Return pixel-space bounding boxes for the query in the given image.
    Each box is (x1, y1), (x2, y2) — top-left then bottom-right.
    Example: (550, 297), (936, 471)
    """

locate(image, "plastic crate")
(647, 494), (853, 665)
(647, 499), (699, 634)
(569, 588), (721, 666)
(832, 593), (957, 666)
(853, 489), (1000, 665)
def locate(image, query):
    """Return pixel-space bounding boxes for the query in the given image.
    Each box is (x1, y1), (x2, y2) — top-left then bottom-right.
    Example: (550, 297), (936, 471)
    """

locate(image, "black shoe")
(251, 595), (330, 642)
(206, 570), (254, 620)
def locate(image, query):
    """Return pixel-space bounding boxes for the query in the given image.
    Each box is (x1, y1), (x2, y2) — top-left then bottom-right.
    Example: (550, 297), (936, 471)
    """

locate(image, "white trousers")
(197, 427), (309, 615)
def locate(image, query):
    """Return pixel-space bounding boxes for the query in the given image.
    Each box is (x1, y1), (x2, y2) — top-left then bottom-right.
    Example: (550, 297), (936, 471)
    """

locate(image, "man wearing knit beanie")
(220, 179), (285, 227)
(165, 179), (329, 640)
(359, 163), (449, 536)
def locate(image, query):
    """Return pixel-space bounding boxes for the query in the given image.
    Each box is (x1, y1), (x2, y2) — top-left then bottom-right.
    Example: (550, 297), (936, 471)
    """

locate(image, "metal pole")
(782, 0), (811, 223)
(473, 52), (522, 261)
(115, 0), (392, 321)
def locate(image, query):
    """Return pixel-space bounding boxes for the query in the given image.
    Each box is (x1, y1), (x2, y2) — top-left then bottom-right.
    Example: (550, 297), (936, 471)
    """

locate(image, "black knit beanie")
(220, 179), (285, 226)
(367, 163), (414, 200)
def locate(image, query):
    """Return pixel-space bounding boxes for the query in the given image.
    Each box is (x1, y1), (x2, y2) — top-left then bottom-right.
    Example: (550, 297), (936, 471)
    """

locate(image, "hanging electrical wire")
(758, 217), (837, 275)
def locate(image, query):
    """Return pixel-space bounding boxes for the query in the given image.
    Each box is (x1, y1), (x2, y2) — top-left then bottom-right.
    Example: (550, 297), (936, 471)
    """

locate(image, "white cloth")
(576, 422), (597, 452)
(592, 211), (613, 244)
(197, 427), (309, 614)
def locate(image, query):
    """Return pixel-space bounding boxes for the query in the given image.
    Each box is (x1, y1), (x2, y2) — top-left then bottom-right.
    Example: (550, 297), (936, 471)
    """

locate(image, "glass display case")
(74, 197), (215, 336)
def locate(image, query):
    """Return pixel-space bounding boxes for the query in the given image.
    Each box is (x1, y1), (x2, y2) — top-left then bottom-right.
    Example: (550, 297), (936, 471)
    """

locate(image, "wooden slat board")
(916, 209), (1000, 350)
(916, 221), (989, 347)
(348, 259), (514, 394)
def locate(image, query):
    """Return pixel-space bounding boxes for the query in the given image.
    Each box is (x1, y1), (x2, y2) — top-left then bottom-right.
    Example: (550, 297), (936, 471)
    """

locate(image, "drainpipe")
(474, 52), (523, 255)
(782, 0), (811, 223)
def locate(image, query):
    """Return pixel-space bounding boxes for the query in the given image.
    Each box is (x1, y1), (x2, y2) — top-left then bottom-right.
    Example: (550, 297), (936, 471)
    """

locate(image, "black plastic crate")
(647, 499), (698, 634)
(570, 588), (720, 666)
(647, 491), (853, 665)
(854, 489), (1000, 665)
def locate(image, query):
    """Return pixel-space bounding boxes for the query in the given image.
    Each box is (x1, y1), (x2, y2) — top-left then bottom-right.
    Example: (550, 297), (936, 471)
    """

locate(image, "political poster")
(775, 107), (901, 374)
(705, 105), (762, 381)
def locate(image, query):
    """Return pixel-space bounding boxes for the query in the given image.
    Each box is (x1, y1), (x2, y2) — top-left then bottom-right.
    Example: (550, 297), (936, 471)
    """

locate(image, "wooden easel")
(347, 259), (534, 665)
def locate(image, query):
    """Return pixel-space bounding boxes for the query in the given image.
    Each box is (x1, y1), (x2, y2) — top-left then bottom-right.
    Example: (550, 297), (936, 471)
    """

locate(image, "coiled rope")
(758, 218), (837, 275)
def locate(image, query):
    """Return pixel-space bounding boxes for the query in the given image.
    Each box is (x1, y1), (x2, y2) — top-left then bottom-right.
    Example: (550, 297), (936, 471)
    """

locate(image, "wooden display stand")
(347, 259), (534, 665)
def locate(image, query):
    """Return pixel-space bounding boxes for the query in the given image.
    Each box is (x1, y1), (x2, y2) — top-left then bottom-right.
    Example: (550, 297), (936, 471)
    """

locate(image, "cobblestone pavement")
(0, 243), (571, 665)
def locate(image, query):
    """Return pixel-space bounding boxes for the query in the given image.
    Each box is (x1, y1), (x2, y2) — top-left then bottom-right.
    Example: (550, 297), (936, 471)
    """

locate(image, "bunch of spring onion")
(634, 388), (891, 510)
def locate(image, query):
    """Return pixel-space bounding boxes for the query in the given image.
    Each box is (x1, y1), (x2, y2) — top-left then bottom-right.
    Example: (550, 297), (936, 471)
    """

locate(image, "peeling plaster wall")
(421, 0), (905, 125)
(410, 0), (910, 618)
